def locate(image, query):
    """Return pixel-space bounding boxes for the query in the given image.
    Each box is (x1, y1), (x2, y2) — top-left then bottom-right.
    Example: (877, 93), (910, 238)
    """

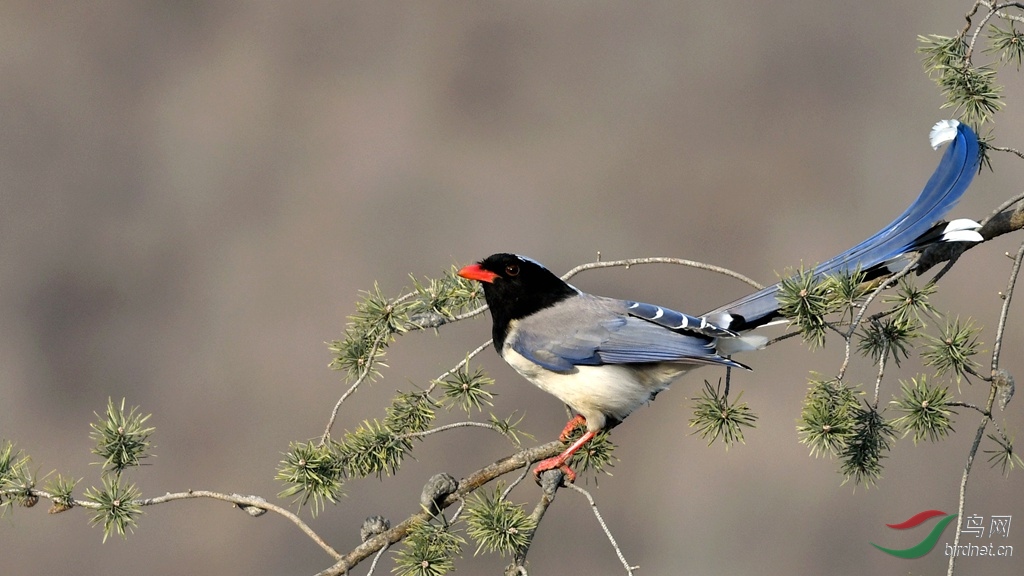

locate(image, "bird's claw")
(533, 456), (576, 484)
(558, 414), (587, 443)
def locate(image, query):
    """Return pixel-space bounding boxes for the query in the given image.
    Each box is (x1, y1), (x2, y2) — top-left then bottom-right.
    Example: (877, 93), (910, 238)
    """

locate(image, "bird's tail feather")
(706, 120), (982, 333)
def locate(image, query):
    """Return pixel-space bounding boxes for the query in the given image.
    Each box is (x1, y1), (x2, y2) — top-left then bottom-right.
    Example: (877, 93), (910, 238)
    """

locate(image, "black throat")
(474, 255), (578, 351)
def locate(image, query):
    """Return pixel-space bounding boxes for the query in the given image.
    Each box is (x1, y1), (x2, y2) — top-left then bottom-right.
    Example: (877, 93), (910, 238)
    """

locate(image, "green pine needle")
(0, 440), (28, 485)
(689, 380), (758, 448)
(385, 392), (436, 435)
(797, 378), (861, 458)
(922, 317), (982, 385)
(839, 405), (895, 487)
(569, 430), (616, 476)
(89, 398), (154, 476)
(407, 267), (485, 328)
(777, 267), (834, 348)
(44, 474), (79, 514)
(327, 327), (388, 381)
(0, 452), (36, 511)
(918, 34), (968, 71)
(340, 419), (412, 479)
(393, 519), (465, 576)
(84, 476), (142, 542)
(987, 22), (1024, 70)
(884, 279), (937, 325)
(438, 364), (495, 414)
(0, 440), (31, 514)
(328, 267), (484, 381)
(918, 34), (1003, 126)
(984, 433), (1024, 476)
(821, 267), (870, 324)
(889, 376), (957, 444)
(942, 64), (1003, 126)
(463, 486), (536, 557)
(352, 283), (415, 339)
(487, 412), (533, 447)
(275, 440), (345, 515)
(857, 317), (918, 368)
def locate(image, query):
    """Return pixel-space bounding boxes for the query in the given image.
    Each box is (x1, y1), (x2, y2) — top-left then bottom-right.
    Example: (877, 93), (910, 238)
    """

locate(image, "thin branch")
(987, 2), (1024, 25)
(17, 488), (101, 510)
(948, 401), (990, 416)
(837, 264), (916, 381)
(510, 470), (563, 573)
(24, 488), (342, 560)
(947, 238), (1024, 576)
(313, 441), (566, 576)
(989, 145), (1024, 160)
(395, 421), (520, 447)
(501, 465), (535, 501)
(138, 490), (343, 560)
(365, 542), (390, 576)
(991, 240), (1024, 372)
(561, 257), (764, 290)
(981, 191), (1024, 227)
(321, 331), (389, 444)
(565, 483), (638, 575)
(967, 1), (1000, 59)
(871, 339), (888, 409)
(424, 340), (493, 396)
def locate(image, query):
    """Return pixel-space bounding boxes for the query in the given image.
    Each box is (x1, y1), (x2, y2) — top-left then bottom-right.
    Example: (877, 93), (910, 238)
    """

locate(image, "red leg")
(558, 414), (587, 442)
(533, 430), (596, 484)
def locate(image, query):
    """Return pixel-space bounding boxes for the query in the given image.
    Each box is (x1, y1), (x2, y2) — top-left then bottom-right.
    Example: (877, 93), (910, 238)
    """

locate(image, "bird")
(457, 120), (982, 483)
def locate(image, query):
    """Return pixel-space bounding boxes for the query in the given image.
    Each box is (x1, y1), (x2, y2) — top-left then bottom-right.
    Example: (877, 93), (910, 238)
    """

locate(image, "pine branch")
(314, 441), (565, 576)
(947, 237), (1024, 576)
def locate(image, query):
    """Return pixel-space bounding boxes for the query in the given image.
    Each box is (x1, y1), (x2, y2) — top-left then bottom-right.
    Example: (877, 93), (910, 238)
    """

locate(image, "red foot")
(533, 429), (597, 485)
(534, 455), (577, 483)
(559, 414), (587, 442)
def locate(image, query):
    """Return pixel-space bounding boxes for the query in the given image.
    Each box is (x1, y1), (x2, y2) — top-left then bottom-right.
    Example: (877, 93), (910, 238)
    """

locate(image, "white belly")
(503, 346), (693, 431)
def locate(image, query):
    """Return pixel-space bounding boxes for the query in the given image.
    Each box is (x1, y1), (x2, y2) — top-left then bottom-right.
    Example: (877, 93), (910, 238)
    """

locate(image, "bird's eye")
(505, 264), (520, 276)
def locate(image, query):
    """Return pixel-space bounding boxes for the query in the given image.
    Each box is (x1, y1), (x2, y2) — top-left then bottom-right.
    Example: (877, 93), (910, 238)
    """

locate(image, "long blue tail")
(706, 120), (981, 332)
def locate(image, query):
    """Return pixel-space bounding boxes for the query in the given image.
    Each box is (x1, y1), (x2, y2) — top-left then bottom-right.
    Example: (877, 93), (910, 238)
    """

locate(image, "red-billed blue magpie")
(458, 120), (982, 482)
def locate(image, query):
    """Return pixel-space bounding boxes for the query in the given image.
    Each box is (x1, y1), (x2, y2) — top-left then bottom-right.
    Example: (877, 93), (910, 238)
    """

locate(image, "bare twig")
(396, 421), (522, 447)
(980, 190), (1024, 226)
(565, 483), (638, 575)
(24, 488), (342, 560)
(321, 331), (389, 444)
(871, 338), (889, 409)
(509, 469), (563, 573)
(837, 264), (916, 381)
(989, 145), (1024, 160)
(947, 239), (1024, 576)
(365, 542), (390, 576)
(424, 340), (493, 395)
(561, 257), (764, 290)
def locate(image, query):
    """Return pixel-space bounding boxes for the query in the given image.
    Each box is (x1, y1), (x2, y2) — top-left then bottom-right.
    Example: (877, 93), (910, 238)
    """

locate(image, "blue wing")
(507, 296), (745, 372)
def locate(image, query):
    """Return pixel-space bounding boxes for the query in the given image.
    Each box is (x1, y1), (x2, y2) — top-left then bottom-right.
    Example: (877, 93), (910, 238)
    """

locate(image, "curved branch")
(946, 238), (1024, 576)
(561, 257), (765, 290)
(565, 483), (638, 575)
(314, 441), (565, 576)
(918, 201), (1024, 274)
(138, 491), (343, 560)
(22, 487), (342, 560)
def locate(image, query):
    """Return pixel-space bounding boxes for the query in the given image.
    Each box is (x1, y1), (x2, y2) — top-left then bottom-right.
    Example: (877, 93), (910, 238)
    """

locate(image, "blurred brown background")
(2, 2), (1022, 575)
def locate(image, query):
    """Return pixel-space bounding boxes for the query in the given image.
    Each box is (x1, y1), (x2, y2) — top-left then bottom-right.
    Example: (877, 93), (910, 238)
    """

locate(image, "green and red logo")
(872, 510), (959, 558)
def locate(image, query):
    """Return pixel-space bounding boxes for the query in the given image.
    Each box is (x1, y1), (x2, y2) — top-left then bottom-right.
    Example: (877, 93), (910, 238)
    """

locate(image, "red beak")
(458, 263), (498, 283)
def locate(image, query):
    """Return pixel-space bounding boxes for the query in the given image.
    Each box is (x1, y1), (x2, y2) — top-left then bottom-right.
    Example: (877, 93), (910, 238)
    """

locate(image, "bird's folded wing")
(509, 296), (742, 371)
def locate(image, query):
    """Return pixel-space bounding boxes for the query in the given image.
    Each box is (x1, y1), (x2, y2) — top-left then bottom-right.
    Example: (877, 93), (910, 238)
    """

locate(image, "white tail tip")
(930, 119), (961, 150)
(942, 218), (984, 243)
